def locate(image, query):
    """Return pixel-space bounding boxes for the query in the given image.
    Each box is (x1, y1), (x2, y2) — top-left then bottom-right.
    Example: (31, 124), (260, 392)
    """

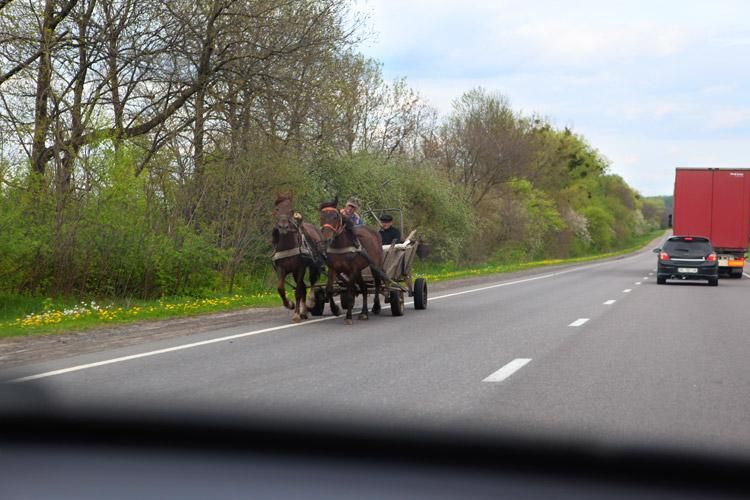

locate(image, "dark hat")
(379, 214), (393, 222)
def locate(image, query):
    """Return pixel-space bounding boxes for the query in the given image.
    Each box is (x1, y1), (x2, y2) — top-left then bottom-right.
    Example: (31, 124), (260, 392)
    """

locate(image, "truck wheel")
(731, 269), (743, 279)
(390, 291), (404, 316)
(413, 278), (427, 310)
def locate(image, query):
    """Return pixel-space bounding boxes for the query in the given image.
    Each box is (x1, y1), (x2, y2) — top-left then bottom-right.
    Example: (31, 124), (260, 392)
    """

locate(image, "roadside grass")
(0, 229), (666, 338)
(0, 292), (280, 338)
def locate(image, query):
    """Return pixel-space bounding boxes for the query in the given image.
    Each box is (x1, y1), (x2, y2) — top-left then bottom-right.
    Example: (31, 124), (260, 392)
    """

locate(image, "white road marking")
(569, 318), (589, 327)
(744, 273), (750, 279)
(623, 289), (632, 293)
(9, 316), (339, 383)
(635, 282), (642, 285)
(649, 272), (654, 275)
(603, 300), (616, 305)
(483, 358), (532, 382)
(643, 277), (649, 280)
(9, 251), (650, 383)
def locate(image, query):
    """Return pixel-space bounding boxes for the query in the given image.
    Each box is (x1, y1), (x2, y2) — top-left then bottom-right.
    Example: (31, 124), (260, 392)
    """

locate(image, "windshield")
(2, 0), (750, 463)
(663, 238), (713, 257)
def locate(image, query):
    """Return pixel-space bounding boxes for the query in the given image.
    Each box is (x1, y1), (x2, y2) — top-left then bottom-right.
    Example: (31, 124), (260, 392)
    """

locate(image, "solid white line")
(9, 316), (339, 383)
(429, 252), (646, 302)
(482, 358), (532, 382)
(569, 318), (589, 327)
(744, 273), (750, 279)
(427, 273), (556, 301)
(603, 300), (616, 305)
(10, 251), (650, 383)
(623, 289), (632, 293)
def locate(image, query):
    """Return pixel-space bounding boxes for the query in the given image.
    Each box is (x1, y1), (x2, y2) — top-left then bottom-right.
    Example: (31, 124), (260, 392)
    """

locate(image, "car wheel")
(657, 276), (666, 285)
(708, 278), (718, 286)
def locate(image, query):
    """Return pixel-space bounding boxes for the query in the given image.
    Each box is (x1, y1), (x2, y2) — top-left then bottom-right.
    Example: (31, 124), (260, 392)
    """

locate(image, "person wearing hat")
(341, 197), (362, 225)
(379, 213), (401, 246)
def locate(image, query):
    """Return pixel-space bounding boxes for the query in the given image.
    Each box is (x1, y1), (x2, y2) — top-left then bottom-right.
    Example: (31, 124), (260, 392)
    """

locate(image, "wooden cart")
(309, 229), (427, 317)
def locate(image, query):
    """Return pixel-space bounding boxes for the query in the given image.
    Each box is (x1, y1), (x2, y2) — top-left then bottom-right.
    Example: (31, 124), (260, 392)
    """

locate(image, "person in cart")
(341, 197), (363, 225)
(379, 213), (402, 246)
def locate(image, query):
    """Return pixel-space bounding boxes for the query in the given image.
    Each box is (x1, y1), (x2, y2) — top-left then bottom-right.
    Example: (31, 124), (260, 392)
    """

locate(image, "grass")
(0, 229), (666, 338)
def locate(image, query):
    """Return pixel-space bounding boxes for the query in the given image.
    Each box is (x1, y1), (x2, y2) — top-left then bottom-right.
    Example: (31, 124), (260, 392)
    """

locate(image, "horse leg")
(305, 265), (320, 310)
(344, 280), (354, 325)
(277, 268), (293, 310)
(372, 274), (381, 315)
(357, 272), (369, 320)
(292, 266), (305, 323)
(326, 267), (340, 316)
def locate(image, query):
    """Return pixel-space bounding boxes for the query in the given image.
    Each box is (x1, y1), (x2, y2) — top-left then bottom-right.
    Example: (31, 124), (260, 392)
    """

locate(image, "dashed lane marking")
(569, 318), (589, 327)
(603, 300), (616, 305)
(483, 358), (532, 382)
(623, 289), (632, 293)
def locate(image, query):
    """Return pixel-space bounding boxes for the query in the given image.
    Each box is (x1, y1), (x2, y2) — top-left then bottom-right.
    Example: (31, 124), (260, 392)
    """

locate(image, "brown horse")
(319, 198), (384, 325)
(272, 194), (329, 322)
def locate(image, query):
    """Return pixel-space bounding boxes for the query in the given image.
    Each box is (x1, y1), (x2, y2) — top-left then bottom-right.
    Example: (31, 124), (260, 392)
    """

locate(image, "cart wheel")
(309, 288), (325, 316)
(390, 290), (404, 316)
(413, 278), (427, 310)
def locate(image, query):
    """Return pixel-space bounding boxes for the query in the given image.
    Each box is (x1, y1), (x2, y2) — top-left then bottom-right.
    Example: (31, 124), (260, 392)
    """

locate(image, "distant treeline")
(0, 0), (667, 298)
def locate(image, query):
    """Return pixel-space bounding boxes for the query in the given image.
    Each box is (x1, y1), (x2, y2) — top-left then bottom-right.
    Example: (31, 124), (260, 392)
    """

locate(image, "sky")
(354, 0), (750, 196)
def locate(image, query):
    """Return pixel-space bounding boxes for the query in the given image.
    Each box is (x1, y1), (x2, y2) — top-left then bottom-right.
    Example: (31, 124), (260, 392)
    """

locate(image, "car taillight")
(659, 252), (670, 260)
(706, 253), (717, 262)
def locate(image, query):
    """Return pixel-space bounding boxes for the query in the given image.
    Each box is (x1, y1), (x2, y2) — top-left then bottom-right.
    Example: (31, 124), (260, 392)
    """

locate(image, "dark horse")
(272, 194), (328, 322)
(319, 198), (384, 325)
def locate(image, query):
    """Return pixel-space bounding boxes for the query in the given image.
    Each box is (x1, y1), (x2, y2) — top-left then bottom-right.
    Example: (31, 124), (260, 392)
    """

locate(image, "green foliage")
(580, 205), (616, 251)
(305, 153), (473, 261)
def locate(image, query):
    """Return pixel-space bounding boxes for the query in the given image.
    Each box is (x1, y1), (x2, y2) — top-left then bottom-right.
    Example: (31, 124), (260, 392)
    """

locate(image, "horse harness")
(271, 221), (316, 263)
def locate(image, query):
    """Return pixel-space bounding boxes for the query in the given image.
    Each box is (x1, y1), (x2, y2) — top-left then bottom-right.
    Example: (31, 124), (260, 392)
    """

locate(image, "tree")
(424, 88), (536, 204)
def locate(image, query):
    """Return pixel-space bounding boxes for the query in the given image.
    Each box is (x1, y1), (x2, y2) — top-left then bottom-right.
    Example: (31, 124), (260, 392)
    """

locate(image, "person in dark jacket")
(378, 214), (401, 246)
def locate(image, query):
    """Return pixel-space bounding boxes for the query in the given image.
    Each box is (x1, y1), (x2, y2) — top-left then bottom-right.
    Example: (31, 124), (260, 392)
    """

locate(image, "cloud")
(513, 22), (692, 66)
(708, 108), (750, 130)
(359, 1), (750, 196)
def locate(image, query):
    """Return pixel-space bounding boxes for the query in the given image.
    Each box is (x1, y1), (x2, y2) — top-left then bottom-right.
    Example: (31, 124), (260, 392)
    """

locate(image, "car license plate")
(678, 267), (698, 273)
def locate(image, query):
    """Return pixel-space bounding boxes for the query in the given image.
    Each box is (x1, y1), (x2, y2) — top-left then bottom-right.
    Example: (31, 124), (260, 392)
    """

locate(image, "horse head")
(273, 193), (295, 234)
(318, 197), (342, 243)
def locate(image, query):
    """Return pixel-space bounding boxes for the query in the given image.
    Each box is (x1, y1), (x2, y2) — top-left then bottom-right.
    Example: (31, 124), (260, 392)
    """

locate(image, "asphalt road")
(3, 244), (750, 455)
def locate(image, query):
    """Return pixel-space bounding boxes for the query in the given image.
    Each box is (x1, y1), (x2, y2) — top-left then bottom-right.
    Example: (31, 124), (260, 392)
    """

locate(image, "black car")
(654, 236), (719, 286)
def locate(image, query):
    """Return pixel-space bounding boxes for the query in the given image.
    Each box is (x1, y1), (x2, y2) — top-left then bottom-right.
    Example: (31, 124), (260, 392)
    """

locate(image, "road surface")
(3, 244), (750, 455)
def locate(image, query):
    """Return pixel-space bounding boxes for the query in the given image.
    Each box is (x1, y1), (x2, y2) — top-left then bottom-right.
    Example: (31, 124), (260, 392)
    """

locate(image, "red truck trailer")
(673, 168), (750, 278)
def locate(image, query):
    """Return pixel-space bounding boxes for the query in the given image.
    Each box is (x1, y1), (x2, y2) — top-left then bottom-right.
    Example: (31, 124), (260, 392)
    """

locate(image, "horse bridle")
(274, 212), (299, 235)
(320, 207), (344, 236)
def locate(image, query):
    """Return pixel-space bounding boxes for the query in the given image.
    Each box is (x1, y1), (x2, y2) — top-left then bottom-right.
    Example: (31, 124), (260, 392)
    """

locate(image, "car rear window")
(663, 237), (713, 257)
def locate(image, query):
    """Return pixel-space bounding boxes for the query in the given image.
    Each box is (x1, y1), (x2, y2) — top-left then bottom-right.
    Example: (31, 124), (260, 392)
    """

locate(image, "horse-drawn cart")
(309, 229), (427, 317)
